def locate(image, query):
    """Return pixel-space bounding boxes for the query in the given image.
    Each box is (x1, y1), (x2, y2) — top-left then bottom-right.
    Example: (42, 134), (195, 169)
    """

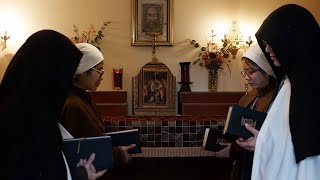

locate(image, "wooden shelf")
(179, 92), (245, 116)
(89, 91), (128, 116)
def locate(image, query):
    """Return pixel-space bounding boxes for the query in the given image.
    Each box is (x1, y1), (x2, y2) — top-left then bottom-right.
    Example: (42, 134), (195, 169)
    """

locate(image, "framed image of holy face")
(131, 0), (173, 46)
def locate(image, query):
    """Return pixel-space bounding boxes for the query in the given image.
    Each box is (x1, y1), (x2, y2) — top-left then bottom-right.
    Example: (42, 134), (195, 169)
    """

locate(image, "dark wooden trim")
(179, 92), (245, 116)
(89, 91), (128, 116)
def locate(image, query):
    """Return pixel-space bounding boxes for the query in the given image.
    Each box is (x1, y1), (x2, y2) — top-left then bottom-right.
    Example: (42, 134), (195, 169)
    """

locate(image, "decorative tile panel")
(102, 116), (225, 147)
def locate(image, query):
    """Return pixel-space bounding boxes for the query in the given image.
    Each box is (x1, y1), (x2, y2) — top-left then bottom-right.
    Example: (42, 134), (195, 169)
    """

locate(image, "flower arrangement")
(71, 21), (110, 47)
(190, 39), (231, 75)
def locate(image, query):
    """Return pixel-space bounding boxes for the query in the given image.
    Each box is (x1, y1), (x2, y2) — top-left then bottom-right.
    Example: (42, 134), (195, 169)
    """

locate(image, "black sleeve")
(112, 146), (127, 167)
(229, 142), (244, 160)
(73, 166), (88, 180)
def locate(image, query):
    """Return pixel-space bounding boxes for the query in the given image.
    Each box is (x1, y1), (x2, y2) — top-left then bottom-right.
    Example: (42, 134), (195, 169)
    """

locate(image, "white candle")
(248, 36), (252, 42)
(224, 34), (227, 40)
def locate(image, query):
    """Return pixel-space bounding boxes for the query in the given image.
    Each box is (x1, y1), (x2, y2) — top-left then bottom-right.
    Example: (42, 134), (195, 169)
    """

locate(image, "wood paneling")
(89, 91), (128, 116)
(180, 92), (245, 116)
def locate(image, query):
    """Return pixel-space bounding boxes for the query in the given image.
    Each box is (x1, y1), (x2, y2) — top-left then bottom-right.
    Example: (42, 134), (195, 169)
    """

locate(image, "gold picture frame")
(131, 0), (173, 46)
(142, 67), (170, 107)
(132, 62), (176, 115)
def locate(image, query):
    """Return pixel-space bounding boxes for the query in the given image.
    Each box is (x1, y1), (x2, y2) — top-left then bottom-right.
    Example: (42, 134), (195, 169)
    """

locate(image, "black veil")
(0, 30), (83, 179)
(256, 4), (320, 162)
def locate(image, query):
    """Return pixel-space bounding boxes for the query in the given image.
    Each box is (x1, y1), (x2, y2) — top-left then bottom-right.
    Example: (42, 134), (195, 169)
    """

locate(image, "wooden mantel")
(179, 91), (245, 116)
(89, 91), (128, 116)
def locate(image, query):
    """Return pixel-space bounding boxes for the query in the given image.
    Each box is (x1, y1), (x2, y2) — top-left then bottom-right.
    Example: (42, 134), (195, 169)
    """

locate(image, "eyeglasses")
(91, 67), (104, 78)
(241, 69), (258, 78)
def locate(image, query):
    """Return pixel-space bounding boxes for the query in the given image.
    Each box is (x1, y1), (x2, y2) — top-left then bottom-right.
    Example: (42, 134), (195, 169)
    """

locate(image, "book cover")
(223, 104), (267, 139)
(63, 136), (113, 172)
(59, 123), (73, 139)
(203, 128), (236, 152)
(105, 129), (142, 154)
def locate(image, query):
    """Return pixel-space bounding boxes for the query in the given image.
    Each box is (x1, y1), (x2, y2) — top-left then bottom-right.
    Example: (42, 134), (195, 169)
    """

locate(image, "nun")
(0, 30), (106, 180)
(60, 43), (135, 175)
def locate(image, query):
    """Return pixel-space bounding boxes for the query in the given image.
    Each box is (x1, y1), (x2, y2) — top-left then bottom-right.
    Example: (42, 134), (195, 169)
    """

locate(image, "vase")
(208, 69), (218, 92)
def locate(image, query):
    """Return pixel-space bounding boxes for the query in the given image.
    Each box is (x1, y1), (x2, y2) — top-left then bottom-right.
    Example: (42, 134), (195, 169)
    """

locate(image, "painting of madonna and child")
(143, 71), (168, 106)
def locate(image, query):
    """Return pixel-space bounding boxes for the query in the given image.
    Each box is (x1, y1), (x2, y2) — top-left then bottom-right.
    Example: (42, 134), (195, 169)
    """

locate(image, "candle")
(179, 62), (190, 83)
(224, 34), (227, 40)
(248, 36), (252, 42)
(113, 68), (123, 90)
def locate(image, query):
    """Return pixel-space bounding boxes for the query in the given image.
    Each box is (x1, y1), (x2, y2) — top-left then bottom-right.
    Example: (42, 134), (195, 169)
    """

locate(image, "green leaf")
(95, 38), (102, 45)
(226, 63), (231, 77)
(192, 59), (200, 64)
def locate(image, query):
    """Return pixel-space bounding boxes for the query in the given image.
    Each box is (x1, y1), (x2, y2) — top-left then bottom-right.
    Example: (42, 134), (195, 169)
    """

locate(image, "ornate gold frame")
(132, 62), (176, 115)
(131, 0), (174, 46)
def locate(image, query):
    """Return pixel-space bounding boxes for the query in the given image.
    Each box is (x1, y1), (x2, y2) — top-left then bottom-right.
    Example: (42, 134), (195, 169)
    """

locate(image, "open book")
(223, 105), (267, 139)
(59, 123), (113, 171)
(105, 129), (142, 154)
(202, 128), (236, 152)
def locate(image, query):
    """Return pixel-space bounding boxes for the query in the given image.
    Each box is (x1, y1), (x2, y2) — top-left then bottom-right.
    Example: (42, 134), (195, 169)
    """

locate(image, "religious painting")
(142, 4), (163, 33)
(131, 0), (173, 46)
(132, 62), (176, 116)
(143, 70), (168, 106)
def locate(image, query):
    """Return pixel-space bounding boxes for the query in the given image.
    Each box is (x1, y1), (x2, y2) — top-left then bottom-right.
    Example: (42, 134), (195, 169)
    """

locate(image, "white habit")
(251, 76), (320, 180)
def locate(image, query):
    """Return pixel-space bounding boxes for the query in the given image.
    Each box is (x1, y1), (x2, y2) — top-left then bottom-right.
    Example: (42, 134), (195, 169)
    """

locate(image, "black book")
(202, 128), (236, 152)
(105, 129), (142, 154)
(223, 104), (267, 139)
(63, 136), (113, 173)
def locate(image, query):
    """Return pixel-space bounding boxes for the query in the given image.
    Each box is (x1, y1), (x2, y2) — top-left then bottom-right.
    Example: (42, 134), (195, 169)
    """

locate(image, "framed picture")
(131, 0), (173, 46)
(132, 63), (176, 115)
(143, 69), (168, 106)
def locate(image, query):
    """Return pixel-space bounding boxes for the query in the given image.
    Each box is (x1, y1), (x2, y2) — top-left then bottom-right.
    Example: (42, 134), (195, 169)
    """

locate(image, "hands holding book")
(77, 153), (108, 180)
(215, 143), (231, 158)
(121, 144), (136, 163)
(222, 105), (265, 152)
(236, 123), (259, 152)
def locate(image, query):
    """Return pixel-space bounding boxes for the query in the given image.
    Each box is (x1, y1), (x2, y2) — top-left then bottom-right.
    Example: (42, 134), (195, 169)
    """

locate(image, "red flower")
(71, 21), (110, 47)
(191, 41), (231, 75)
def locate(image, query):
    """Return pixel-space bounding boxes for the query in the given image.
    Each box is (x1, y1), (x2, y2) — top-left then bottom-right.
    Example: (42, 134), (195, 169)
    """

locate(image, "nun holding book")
(0, 30), (106, 180)
(215, 44), (277, 180)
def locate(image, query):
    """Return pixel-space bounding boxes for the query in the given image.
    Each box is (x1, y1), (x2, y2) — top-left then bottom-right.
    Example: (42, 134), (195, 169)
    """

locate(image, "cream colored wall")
(0, 0), (319, 114)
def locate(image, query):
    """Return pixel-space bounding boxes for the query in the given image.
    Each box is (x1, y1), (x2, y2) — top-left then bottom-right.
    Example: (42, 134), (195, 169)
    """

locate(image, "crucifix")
(146, 32), (161, 64)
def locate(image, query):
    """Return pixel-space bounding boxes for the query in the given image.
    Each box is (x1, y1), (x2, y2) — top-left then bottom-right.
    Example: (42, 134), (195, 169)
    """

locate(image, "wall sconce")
(113, 68), (123, 90)
(222, 21), (252, 59)
(246, 36), (253, 47)
(0, 31), (10, 51)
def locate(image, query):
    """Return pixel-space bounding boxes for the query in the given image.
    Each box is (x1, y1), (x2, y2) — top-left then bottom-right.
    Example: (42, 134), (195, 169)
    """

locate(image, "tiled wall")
(103, 116), (225, 147)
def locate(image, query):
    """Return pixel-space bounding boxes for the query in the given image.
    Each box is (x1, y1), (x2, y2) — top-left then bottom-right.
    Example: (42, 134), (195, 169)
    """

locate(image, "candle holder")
(113, 68), (123, 90)
(178, 62), (192, 115)
(178, 62), (193, 92)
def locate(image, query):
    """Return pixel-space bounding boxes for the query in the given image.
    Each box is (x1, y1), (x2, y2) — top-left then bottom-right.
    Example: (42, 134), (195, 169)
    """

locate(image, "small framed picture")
(132, 63), (176, 115)
(131, 0), (173, 46)
(143, 69), (168, 106)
